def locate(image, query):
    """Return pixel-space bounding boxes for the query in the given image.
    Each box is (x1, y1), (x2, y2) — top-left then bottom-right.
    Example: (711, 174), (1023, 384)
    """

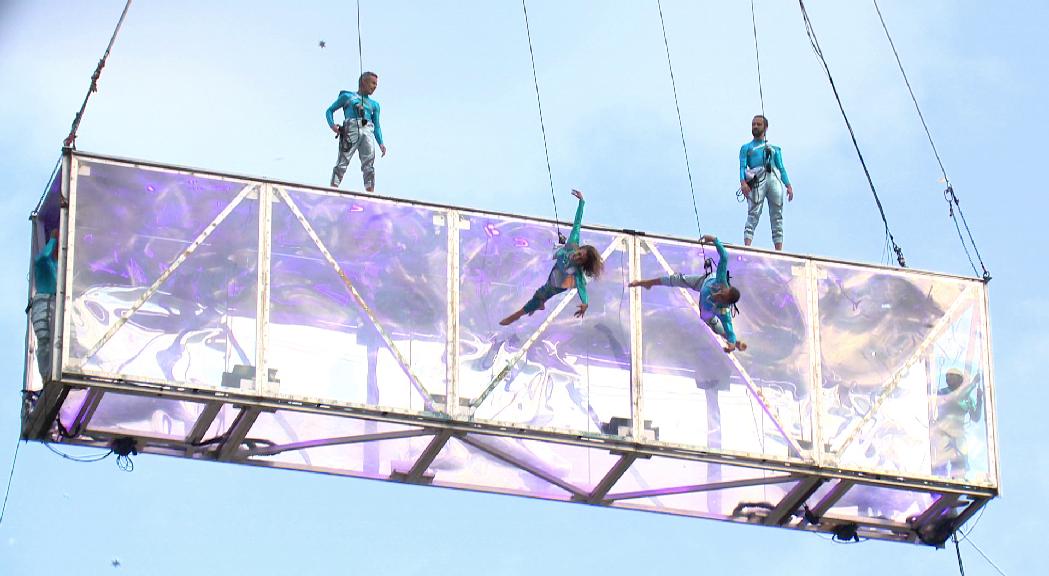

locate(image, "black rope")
(0, 440), (23, 526)
(62, 0), (133, 149)
(520, 0), (561, 237)
(45, 443), (113, 463)
(797, 0), (906, 268)
(750, 0), (766, 116)
(953, 532), (966, 576)
(965, 536), (1009, 576)
(356, 0), (364, 76)
(656, 0), (703, 240)
(31, 157), (62, 218)
(872, 0), (990, 281)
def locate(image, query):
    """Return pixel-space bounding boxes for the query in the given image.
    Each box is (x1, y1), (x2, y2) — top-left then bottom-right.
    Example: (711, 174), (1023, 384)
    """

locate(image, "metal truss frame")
(21, 151), (998, 548)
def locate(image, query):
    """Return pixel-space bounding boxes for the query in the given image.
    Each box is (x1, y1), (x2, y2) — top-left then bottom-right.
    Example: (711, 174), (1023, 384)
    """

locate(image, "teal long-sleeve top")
(34, 237), (57, 295)
(326, 91), (384, 145)
(739, 140), (790, 186)
(699, 238), (736, 344)
(549, 197), (588, 305)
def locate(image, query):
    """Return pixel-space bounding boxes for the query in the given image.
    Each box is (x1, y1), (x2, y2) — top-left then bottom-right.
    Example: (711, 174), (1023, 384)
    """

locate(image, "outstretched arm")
(568, 189), (585, 247)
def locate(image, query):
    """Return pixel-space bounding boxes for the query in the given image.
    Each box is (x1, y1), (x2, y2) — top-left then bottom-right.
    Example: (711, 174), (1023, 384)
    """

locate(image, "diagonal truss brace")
(83, 184), (257, 360)
(275, 187), (439, 413)
(253, 428), (433, 457)
(606, 473), (798, 501)
(469, 238), (623, 412)
(832, 286), (976, 456)
(645, 241), (806, 458)
(460, 435), (588, 499)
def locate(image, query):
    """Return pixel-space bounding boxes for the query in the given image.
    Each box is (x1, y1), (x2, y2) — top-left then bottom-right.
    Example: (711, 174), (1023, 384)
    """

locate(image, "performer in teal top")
(740, 115), (794, 251)
(31, 230), (59, 381)
(327, 71), (387, 191)
(630, 234), (747, 353)
(500, 189), (604, 326)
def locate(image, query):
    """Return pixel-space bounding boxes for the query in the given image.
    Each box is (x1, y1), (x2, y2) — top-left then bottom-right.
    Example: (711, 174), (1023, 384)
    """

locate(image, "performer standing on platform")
(629, 234), (747, 354)
(327, 71), (386, 191)
(740, 115), (793, 250)
(31, 229), (59, 381)
(500, 189), (604, 326)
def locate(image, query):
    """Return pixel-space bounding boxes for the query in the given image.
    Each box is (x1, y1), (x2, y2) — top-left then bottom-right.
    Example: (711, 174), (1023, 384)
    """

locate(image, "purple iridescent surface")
(54, 156), (996, 499)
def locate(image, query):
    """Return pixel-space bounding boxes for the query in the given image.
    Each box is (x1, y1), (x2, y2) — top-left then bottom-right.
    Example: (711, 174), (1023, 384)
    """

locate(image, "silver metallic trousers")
(743, 166), (785, 244)
(331, 119), (377, 190)
(31, 294), (54, 382)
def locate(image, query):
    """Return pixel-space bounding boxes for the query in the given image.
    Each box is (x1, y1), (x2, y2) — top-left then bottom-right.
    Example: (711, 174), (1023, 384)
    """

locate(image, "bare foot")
(628, 280), (652, 289)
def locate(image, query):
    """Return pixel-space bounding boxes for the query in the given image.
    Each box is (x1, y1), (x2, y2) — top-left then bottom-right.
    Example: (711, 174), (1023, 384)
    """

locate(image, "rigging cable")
(0, 439), (22, 526)
(750, 0), (766, 116)
(656, 0), (703, 240)
(62, 0), (134, 150)
(797, 0), (906, 268)
(356, 0), (364, 76)
(872, 0), (990, 281)
(521, 0), (562, 238)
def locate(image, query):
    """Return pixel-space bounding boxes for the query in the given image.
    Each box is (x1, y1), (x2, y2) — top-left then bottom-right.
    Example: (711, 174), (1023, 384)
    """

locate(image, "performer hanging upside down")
(629, 234), (748, 353)
(500, 189), (604, 326)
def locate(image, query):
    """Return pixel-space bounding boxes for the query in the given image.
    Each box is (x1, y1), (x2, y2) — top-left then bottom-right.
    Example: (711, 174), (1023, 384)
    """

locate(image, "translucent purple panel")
(607, 455), (797, 518)
(458, 213), (632, 437)
(267, 188), (448, 411)
(638, 239), (813, 460)
(248, 411), (428, 477)
(85, 394), (207, 439)
(66, 159), (259, 389)
(825, 485), (935, 524)
(431, 435), (622, 498)
(817, 264), (992, 484)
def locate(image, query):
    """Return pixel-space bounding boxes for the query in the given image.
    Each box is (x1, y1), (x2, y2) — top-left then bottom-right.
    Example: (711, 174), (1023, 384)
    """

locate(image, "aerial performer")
(740, 115), (794, 250)
(327, 71), (387, 192)
(31, 229), (58, 381)
(499, 189), (604, 326)
(629, 234), (747, 354)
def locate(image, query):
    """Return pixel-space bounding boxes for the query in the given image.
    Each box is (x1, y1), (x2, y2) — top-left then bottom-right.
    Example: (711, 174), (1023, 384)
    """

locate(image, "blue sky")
(0, 1), (1042, 574)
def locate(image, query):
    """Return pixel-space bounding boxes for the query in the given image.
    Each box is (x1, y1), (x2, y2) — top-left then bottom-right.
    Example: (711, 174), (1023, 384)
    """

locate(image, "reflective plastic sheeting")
(267, 188), (448, 412)
(817, 264), (993, 484)
(55, 154), (996, 489)
(66, 160), (259, 389)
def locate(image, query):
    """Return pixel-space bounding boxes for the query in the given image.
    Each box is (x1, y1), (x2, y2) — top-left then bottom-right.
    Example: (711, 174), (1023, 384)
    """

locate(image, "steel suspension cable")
(872, 0), (990, 281)
(62, 0), (133, 149)
(656, 0), (703, 239)
(797, 0), (906, 267)
(521, 0), (561, 236)
(750, 0), (766, 116)
(357, 0), (364, 76)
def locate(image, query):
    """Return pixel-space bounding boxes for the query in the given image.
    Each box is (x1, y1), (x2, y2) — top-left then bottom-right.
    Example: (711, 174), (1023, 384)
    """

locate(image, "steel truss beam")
(254, 429), (433, 458)
(47, 375), (998, 498)
(390, 430), (453, 484)
(607, 474), (798, 502)
(460, 434), (587, 499)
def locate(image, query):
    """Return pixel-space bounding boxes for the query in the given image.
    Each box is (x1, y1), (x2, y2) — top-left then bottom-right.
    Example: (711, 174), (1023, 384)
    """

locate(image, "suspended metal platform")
(23, 151), (998, 546)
